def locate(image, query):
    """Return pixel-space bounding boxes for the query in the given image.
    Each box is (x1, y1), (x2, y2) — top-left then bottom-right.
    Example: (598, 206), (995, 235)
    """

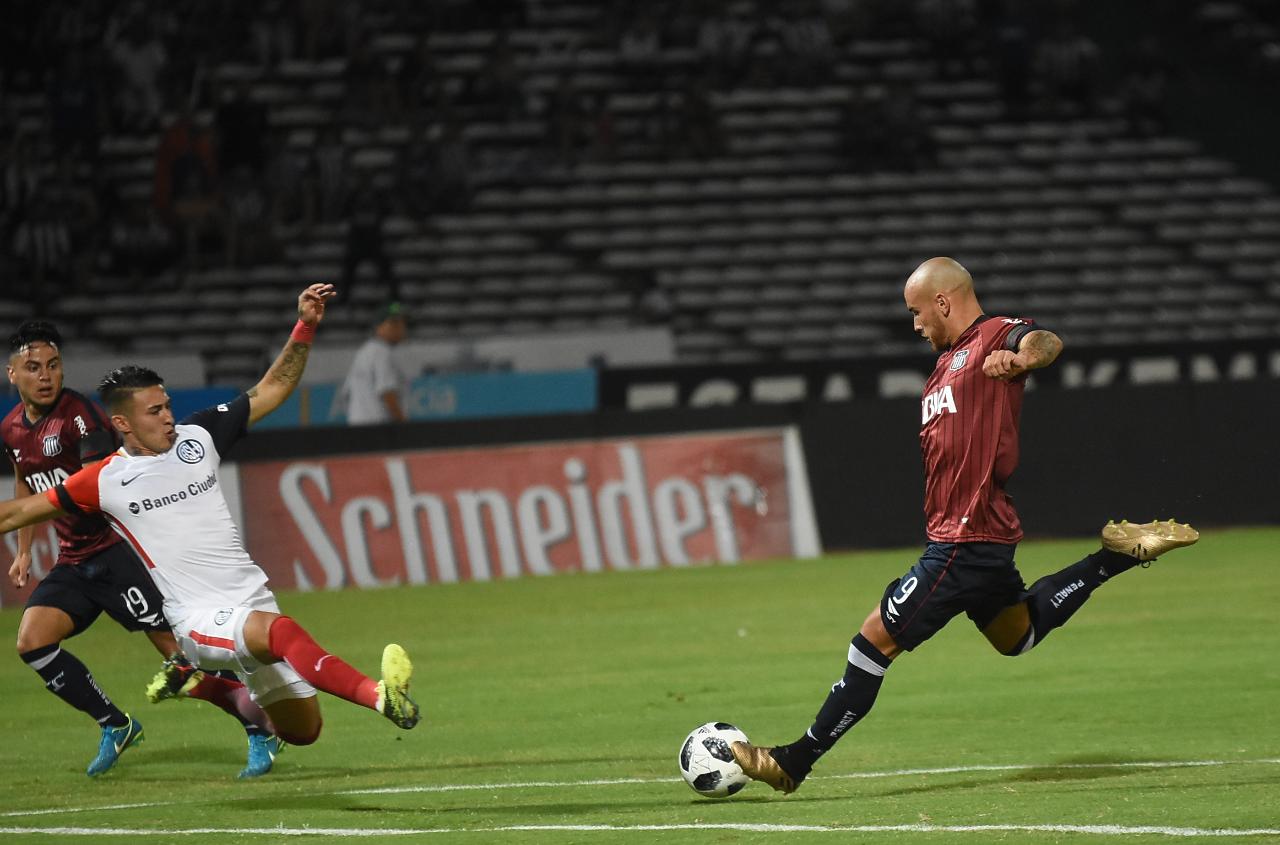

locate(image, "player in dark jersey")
(730, 257), (1200, 793)
(4, 321), (282, 778)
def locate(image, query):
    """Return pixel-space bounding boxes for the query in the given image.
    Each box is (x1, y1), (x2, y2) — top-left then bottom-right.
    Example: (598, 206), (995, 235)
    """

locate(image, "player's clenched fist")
(982, 349), (1025, 381)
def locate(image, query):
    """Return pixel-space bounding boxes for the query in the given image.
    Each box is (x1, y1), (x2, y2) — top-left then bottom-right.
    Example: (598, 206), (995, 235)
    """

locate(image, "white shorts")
(170, 597), (316, 708)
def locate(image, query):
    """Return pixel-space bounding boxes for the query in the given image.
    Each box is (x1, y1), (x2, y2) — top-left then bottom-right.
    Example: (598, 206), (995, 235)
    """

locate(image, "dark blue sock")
(776, 634), (891, 779)
(22, 644), (127, 727)
(1017, 549), (1133, 653)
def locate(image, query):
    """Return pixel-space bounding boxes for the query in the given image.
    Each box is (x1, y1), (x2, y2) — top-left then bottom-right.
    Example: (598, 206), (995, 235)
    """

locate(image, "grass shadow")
(1003, 753), (1204, 785)
(845, 753), (1200, 799)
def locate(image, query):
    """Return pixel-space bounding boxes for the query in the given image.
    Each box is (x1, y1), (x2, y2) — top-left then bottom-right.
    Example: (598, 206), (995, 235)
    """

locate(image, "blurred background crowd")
(2, 0), (1279, 386)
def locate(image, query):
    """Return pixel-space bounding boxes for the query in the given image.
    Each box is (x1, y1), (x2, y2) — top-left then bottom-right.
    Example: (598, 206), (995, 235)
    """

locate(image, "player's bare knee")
(278, 719), (322, 746)
(265, 695), (322, 744)
(986, 622), (1034, 656)
(979, 603), (1033, 656)
(859, 606), (902, 660)
(15, 622), (60, 654)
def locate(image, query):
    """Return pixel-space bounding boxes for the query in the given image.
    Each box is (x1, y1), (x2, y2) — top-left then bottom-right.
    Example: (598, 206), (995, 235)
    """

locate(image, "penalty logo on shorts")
(949, 349), (970, 371)
(214, 609), (233, 626)
(42, 434), (62, 458)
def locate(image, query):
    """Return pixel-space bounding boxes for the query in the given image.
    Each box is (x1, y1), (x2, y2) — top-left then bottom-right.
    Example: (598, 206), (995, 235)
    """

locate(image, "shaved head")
(903, 257), (983, 351)
(904, 257), (974, 299)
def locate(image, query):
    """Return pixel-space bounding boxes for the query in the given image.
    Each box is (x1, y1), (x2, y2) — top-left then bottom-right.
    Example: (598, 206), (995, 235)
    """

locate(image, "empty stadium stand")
(4, 1), (1280, 386)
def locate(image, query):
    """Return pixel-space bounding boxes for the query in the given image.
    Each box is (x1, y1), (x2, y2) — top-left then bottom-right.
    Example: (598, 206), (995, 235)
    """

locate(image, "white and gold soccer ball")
(678, 722), (750, 798)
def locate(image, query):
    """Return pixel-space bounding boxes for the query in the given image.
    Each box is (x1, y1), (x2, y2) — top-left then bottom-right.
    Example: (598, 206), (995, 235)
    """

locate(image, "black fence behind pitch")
(226, 377), (1277, 551)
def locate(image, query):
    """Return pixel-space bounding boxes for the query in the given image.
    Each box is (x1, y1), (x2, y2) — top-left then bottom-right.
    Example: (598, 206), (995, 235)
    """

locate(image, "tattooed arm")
(247, 283), (335, 425)
(982, 329), (1063, 381)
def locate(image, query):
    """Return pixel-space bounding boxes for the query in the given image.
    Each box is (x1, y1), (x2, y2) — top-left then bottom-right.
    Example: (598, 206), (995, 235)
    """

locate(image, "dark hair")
(8, 320), (63, 356)
(98, 365), (165, 411)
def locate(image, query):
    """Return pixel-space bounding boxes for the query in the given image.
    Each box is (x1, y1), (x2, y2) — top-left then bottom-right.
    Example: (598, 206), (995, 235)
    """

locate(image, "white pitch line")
(823, 757), (1280, 782)
(335, 757), (1280, 796)
(4, 822), (1280, 838)
(336, 775), (672, 796)
(1, 802), (163, 818)
(5, 757), (1278, 819)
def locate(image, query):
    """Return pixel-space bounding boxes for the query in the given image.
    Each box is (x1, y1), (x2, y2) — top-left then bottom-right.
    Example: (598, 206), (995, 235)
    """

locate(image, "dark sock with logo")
(21, 644), (128, 728)
(773, 634), (892, 780)
(1016, 549), (1133, 653)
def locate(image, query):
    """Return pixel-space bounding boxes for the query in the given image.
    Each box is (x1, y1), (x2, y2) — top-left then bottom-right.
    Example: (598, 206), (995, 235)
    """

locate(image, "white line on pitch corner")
(4, 822), (1280, 838)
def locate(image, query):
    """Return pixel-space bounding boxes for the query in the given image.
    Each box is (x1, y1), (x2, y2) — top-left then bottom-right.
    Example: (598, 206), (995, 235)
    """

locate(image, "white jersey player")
(0, 284), (420, 756)
(52, 394), (295, 703)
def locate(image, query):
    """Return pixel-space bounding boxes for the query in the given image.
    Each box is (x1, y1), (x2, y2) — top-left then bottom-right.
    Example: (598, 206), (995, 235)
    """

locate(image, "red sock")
(267, 616), (379, 710)
(188, 673), (276, 734)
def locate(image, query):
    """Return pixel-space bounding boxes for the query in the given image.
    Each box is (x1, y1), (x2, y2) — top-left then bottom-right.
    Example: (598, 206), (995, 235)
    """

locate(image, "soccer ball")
(678, 722), (750, 797)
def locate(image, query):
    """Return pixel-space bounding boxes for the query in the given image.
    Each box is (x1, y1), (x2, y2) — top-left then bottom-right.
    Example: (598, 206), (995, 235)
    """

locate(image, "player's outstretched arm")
(9, 474), (37, 588)
(247, 283), (336, 426)
(0, 491), (64, 541)
(983, 329), (1063, 381)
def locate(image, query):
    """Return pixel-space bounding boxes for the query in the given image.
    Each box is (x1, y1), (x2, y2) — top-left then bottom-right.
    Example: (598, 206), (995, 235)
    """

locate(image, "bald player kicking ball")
(730, 257), (1199, 793)
(0, 283), (420, 768)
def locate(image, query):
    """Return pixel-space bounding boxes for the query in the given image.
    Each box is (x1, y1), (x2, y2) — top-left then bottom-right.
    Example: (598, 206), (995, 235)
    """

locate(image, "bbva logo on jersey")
(921, 384), (957, 425)
(24, 467), (69, 493)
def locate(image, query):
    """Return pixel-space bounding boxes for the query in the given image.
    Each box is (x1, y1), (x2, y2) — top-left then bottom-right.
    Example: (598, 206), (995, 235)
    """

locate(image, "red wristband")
(290, 320), (316, 344)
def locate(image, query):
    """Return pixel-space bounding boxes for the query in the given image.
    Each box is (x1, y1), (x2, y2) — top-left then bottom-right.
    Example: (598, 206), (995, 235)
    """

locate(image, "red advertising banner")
(1, 525), (62, 609)
(236, 428), (819, 590)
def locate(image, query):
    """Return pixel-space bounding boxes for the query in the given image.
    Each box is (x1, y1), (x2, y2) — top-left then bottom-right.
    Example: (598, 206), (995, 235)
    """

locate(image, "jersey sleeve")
(49, 461), (107, 515)
(180, 393), (251, 457)
(989, 317), (1050, 353)
(79, 430), (116, 462)
(79, 399), (119, 462)
(60, 391), (120, 463)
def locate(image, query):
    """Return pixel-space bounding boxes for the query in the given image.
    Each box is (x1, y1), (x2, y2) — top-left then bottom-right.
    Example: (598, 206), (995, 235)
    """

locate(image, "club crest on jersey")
(176, 439), (205, 464)
(42, 434), (62, 458)
(949, 349), (970, 371)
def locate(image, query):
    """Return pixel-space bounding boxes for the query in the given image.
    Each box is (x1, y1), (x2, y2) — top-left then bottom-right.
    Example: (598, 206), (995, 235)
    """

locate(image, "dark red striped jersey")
(919, 315), (1039, 544)
(1, 388), (121, 565)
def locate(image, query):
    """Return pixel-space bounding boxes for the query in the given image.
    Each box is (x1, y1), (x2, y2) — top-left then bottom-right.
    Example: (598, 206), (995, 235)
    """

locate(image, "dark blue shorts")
(26, 542), (169, 636)
(879, 541), (1028, 651)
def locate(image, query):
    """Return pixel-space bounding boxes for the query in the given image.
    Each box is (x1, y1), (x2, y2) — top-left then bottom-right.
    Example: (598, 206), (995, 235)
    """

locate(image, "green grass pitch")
(1, 526), (1276, 844)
